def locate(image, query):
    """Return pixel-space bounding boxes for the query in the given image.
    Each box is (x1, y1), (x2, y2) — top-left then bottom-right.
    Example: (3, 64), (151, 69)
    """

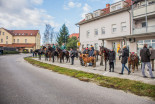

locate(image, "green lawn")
(24, 57), (155, 100)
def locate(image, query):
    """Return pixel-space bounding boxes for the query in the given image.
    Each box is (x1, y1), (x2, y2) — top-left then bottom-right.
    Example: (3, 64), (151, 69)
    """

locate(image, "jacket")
(150, 50), (155, 60)
(108, 51), (115, 62)
(61, 45), (66, 50)
(140, 47), (151, 62)
(121, 48), (129, 64)
(70, 50), (75, 58)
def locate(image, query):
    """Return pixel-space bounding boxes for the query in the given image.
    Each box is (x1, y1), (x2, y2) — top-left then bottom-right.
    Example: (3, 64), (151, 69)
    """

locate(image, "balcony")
(133, 4), (155, 19)
(133, 25), (155, 34)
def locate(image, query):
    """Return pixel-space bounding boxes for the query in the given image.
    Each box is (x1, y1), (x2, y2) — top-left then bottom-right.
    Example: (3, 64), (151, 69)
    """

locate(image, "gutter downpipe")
(145, 0), (148, 33)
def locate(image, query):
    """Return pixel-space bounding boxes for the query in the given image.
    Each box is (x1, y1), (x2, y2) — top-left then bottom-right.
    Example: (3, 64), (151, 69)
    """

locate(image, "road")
(0, 54), (154, 104)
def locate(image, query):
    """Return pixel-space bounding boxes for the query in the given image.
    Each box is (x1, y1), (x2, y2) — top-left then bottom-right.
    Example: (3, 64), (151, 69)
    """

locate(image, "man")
(140, 44), (154, 78)
(61, 43), (66, 52)
(91, 45), (94, 51)
(108, 49), (115, 72)
(70, 48), (75, 65)
(88, 48), (94, 66)
(119, 45), (131, 75)
(52, 44), (56, 50)
(149, 46), (155, 71)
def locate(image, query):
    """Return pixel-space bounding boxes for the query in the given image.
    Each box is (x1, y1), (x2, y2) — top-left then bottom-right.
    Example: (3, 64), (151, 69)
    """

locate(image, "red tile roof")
(77, 0), (131, 24)
(0, 43), (36, 48)
(69, 33), (79, 39)
(2, 28), (39, 36)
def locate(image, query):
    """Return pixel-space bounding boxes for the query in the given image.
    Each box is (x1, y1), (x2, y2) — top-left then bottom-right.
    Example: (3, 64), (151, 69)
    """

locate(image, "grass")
(24, 57), (155, 100)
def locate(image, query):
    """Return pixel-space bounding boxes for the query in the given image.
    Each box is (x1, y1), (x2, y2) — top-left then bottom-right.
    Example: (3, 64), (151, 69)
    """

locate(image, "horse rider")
(108, 49), (115, 72)
(61, 43), (66, 52)
(52, 44), (56, 50)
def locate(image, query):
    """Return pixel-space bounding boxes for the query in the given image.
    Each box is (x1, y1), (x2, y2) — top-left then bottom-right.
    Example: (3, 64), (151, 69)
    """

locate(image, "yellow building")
(0, 28), (40, 52)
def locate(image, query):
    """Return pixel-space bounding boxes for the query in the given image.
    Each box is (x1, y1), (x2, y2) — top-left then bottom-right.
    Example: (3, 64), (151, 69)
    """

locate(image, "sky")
(0, 0), (120, 43)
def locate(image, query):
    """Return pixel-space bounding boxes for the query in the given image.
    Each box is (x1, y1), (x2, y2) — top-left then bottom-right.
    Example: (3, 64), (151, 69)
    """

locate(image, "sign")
(117, 44), (120, 53)
(77, 42), (80, 47)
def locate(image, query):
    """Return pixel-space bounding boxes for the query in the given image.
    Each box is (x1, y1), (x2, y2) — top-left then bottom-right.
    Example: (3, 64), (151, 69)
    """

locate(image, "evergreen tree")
(66, 36), (79, 50)
(56, 24), (69, 46)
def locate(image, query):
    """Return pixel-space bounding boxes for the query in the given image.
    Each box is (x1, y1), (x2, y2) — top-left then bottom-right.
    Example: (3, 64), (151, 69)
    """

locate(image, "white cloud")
(81, 4), (91, 19)
(0, 0), (59, 29)
(64, 1), (81, 10)
(30, 0), (43, 5)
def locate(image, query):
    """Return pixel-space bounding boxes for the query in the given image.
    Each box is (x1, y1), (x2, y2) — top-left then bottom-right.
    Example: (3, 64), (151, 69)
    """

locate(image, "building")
(76, 0), (132, 56)
(130, 0), (155, 55)
(69, 33), (79, 39)
(76, 0), (155, 56)
(0, 28), (40, 52)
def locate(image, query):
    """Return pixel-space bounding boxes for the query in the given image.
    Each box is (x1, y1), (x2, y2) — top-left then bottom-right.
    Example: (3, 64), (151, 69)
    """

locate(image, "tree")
(56, 24), (69, 46)
(66, 36), (79, 50)
(43, 24), (54, 45)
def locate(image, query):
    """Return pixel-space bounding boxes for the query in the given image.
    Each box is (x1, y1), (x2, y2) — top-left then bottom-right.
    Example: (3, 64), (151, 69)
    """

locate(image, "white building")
(76, 0), (155, 56)
(77, 0), (131, 56)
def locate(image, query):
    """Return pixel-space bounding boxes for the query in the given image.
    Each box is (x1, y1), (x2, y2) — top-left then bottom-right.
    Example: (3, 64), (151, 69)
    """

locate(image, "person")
(52, 44), (56, 50)
(149, 46), (155, 71)
(91, 45), (94, 51)
(108, 49), (115, 72)
(140, 44), (154, 78)
(119, 45), (131, 75)
(61, 43), (66, 52)
(55, 43), (59, 48)
(70, 48), (75, 65)
(88, 48), (94, 66)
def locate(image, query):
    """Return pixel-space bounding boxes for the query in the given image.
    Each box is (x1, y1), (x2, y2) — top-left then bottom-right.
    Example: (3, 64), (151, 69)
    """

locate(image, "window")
(94, 43), (98, 50)
(101, 27), (105, 35)
(17, 39), (19, 43)
(1, 39), (3, 43)
(6, 41), (8, 44)
(121, 22), (126, 31)
(3, 32), (4, 35)
(6, 36), (8, 39)
(14, 39), (15, 43)
(142, 22), (146, 27)
(31, 33), (33, 35)
(112, 24), (117, 33)
(86, 31), (90, 38)
(25, 39), (27, 43)
(94, 29), (98, 36)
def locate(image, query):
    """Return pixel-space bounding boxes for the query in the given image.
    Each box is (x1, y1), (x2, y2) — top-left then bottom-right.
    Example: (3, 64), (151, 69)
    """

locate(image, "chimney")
(106, 4), (110, 8)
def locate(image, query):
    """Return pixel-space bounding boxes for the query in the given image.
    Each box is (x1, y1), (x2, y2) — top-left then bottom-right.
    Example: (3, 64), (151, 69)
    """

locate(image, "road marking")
(103, 71), (109, 75)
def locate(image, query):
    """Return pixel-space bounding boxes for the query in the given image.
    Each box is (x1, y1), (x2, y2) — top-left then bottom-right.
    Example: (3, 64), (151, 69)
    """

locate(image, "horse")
(128, 53), (139, 73)
(47, 47), (59, 62)
(85, 49), (99, 61)
(56, 47), (69, 63)
(81, 54), (96, 67)
(34, 46), (46, 60)
(99, 46), (110, 71)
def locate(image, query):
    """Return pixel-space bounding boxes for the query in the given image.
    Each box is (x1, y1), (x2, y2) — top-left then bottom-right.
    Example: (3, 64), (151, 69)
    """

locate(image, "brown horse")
(56, 47), (69, 63)
(81, 54), (96, 67)
(99, 46), (110, 71)
(128, 53), (139, 73)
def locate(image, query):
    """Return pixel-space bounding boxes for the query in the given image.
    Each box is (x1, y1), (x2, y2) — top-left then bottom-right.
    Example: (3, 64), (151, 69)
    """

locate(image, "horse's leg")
(100, 56), (103, 66)
(53, 55), (54, 63)
(105, 60), (107, 71)
(97, 54), (98, 62)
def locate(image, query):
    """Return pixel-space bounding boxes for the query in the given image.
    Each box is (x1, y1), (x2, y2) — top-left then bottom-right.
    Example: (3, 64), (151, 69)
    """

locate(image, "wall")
(35, 33), (40, 49)
(79, 11), (130, 50)
(13, 36), (36, 43)
(0, 28), (13, 44)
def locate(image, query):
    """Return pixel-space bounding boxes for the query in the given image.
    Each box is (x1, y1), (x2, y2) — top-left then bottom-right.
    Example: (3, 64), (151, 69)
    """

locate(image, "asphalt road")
(0, 54), (154, 104)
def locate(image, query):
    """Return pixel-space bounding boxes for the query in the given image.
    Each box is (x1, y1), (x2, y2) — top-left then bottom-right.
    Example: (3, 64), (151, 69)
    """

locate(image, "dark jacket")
(108, 51), (115, 62)
(121, 48), (129, 64)
(140, 47), (151, 62)
(150, 50), (155, 60)
(70, 50), (75, 58)
(88, 50), (94, 57)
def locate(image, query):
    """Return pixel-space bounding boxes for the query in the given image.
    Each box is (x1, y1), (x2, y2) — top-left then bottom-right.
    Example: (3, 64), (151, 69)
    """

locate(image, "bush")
(3, 50), (19, 54)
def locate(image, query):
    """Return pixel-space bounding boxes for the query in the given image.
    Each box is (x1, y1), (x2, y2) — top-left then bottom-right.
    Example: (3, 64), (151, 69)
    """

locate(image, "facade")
(130, 0), (155, 55)
(0, 28), (40, 52)
(77, 0), (131, 56)
(77, 0), (155, 56)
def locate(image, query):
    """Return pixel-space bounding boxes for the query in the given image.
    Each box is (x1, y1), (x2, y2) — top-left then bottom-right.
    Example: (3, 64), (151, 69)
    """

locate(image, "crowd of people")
(34, 43), (155, 79)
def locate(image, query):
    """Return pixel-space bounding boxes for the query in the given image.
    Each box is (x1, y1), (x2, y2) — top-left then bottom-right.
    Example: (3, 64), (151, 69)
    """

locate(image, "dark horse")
(99, 46), (110, 71)
(34, 46), (46, 60)
(47, 47), (58, 62)
(56, 47), (69, 63)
